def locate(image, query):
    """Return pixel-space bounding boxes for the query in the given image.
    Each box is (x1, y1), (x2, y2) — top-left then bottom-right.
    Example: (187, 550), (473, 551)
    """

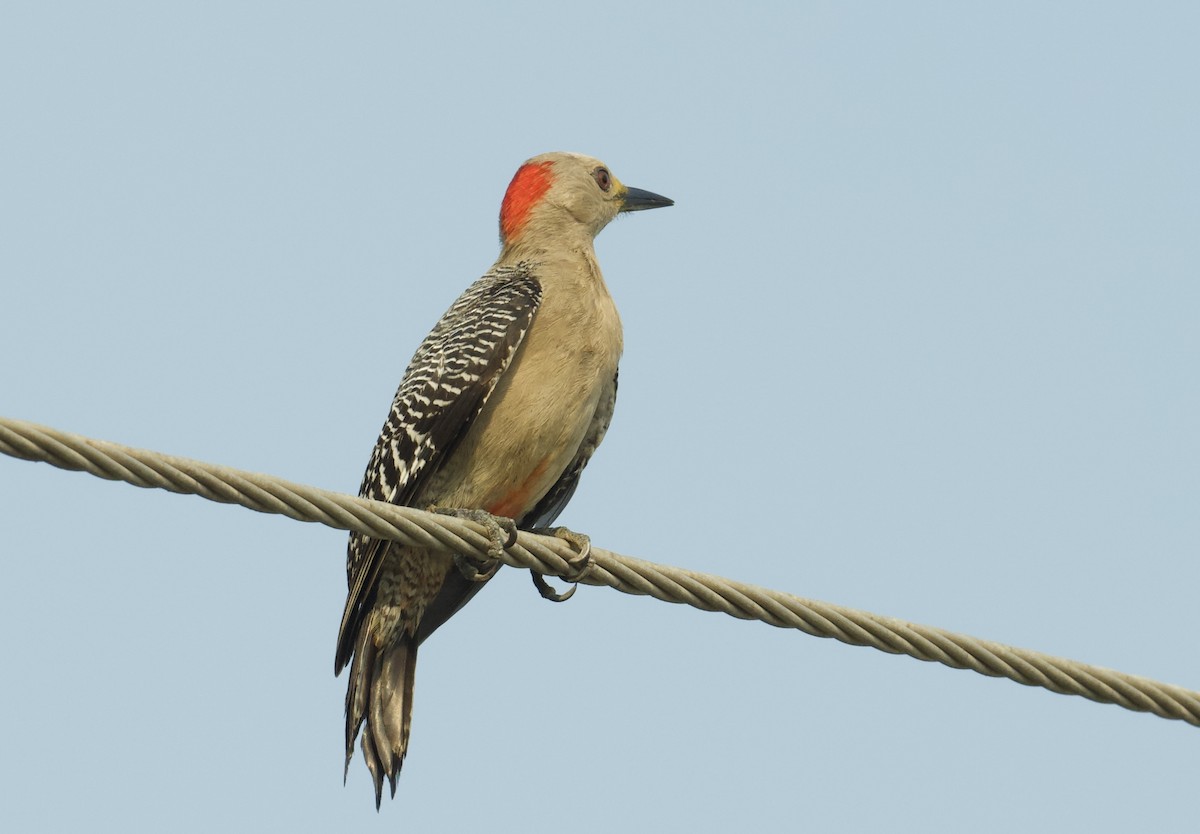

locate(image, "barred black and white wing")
(335, 264), (542, 672)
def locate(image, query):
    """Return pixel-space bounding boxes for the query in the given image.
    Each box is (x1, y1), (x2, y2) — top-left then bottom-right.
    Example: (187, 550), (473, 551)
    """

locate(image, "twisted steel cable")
(2, 414), (1197, 727)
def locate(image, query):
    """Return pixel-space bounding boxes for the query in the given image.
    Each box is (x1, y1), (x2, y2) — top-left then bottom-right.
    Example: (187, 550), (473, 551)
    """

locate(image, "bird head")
(499, 152), (672, 248)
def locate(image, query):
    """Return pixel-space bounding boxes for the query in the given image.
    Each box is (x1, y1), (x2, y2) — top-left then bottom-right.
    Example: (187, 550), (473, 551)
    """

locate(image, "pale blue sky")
(2, 3), (1197, 831)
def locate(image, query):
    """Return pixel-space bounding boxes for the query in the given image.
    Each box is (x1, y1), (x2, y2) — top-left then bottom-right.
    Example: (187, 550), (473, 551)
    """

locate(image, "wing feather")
(335, 265), (542, 672)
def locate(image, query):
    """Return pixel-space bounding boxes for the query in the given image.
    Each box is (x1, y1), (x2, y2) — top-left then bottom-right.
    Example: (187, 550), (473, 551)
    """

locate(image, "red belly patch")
(486, 455), (553, 519)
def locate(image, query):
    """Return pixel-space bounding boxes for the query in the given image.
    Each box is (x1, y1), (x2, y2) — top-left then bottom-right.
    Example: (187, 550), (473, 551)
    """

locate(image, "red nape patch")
(499, 161), (554, 242)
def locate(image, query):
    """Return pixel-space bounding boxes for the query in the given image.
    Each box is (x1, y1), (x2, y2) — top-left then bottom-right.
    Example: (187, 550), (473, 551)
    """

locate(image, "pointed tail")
(342, 628), (418, 808)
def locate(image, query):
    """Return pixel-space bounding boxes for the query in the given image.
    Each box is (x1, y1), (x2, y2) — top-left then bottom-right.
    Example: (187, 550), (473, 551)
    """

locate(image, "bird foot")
(528, 526), (592, 602)
(430, 507), (517, 582)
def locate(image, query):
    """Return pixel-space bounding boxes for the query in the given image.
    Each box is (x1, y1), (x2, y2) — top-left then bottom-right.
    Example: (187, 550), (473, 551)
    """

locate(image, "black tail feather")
(341, 628), (418, 808)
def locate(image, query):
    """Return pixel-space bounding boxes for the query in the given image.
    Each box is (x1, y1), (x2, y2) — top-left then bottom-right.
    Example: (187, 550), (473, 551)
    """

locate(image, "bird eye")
(593, 167), (612, 192)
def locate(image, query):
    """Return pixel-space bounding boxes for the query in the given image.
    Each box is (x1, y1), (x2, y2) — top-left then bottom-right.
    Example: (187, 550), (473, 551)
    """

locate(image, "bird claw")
(538, 526), (592, 579)
(528, 526), (592, 602)
(531, 571), (576, 602)
(431, 507), (517, 582)
(454, 551), (501, 583)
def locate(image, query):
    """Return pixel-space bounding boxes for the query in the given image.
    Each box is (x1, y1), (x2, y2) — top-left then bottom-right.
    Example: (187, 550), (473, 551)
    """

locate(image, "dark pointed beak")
(621, 186), (674, 212)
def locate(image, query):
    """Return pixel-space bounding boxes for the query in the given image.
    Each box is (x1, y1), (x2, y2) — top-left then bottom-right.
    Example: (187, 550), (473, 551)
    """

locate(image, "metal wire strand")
(2, 414), (1197, 727)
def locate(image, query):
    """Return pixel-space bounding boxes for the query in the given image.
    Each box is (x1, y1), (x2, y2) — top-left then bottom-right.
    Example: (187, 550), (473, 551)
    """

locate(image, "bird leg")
(430, 507), (517, 582)
(528, 526), (592, 602)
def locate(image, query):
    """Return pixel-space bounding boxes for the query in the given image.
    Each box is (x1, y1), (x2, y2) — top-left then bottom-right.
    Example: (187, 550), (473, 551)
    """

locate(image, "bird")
(335, 152), (672, 806)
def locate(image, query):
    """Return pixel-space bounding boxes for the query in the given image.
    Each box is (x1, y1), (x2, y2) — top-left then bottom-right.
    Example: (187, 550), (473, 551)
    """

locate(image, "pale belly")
(415, 269), (622, 523)
(416, 332), (618, 522)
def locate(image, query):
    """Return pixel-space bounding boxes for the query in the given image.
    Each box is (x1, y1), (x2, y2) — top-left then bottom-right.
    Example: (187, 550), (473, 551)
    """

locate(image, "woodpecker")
(336, 152), (672, 806)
